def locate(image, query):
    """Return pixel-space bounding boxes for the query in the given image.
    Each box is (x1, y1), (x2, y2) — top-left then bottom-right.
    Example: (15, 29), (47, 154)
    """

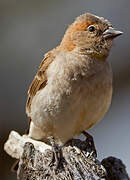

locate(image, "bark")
(4, 131), (130, 180)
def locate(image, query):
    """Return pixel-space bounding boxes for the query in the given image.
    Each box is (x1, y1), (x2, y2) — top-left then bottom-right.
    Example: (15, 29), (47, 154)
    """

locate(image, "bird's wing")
(26, 50), (56, 115)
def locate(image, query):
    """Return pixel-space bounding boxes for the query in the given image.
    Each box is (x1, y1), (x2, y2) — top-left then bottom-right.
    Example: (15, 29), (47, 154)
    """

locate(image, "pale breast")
(73, 63), (112, 134)
(30, 53), (112, 144)
(53, 62), (112, 143)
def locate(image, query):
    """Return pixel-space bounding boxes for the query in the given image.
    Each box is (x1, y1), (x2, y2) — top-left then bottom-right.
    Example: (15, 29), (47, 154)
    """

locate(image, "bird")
(26, 13), (122, 149)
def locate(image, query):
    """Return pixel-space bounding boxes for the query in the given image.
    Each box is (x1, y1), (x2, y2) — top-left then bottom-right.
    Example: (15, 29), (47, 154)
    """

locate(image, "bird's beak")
(103, 27), (123, 39)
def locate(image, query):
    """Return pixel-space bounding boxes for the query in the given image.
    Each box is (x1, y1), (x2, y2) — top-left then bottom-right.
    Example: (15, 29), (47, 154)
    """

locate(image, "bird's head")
(60, 13), (123, 59)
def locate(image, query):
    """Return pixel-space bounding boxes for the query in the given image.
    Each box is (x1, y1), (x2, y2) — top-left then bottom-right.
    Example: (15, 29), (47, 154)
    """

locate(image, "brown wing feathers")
(26, 51), (55, 115)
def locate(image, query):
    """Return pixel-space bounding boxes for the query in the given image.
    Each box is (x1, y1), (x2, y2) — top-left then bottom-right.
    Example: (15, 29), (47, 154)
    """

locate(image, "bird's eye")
(88, 25), (95, 32)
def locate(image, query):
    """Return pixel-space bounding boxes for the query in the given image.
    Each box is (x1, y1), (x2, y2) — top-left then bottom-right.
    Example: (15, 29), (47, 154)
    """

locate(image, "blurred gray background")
(0, 0), (130, 179)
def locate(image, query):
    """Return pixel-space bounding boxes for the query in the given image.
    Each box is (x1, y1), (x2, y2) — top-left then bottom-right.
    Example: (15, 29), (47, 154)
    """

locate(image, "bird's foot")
(48, 137), (63, 171)
(82, 131), (97, 158)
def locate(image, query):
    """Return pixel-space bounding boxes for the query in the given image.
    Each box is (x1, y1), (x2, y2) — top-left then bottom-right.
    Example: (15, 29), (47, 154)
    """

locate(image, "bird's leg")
(49, 136), (62, 170)
(82, 131), (97, 158)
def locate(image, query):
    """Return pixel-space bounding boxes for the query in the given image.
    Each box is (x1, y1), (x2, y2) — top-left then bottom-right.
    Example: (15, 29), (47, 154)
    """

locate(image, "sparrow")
(26, 13), (123, 147)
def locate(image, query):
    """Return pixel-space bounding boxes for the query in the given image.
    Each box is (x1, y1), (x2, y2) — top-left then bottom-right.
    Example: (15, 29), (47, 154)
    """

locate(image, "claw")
(48, 137), (62, 170)
(82, 131), (97, 158)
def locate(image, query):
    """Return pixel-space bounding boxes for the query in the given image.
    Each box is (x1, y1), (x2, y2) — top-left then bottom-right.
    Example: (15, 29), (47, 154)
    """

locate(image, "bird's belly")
(30, 65), (112, 144)
(74, 82), (112, 133)
(53, 78), (112, 143)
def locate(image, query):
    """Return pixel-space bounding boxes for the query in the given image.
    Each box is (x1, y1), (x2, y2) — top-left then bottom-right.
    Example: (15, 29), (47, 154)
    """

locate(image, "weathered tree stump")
(4, 131), (130, 180)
